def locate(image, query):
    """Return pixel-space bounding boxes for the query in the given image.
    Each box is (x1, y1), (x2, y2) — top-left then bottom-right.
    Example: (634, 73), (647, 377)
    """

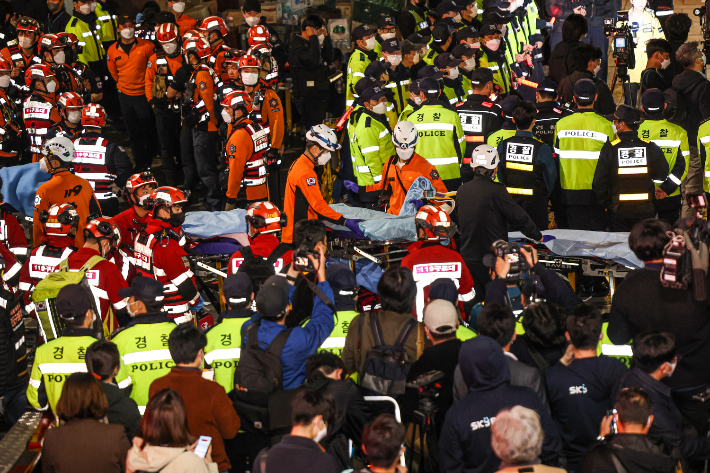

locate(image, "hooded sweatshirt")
(439, 336), (562, 473)
(545, 356), (628, 470)
(125, 437), (218, 473)
(671, 69), (710, 144)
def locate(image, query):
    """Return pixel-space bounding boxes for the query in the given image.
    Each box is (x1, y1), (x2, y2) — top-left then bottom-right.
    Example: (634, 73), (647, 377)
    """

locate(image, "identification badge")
(460, 113), (482, 133)
(506, 143), (534, 163)
(618, 147), (647, 166)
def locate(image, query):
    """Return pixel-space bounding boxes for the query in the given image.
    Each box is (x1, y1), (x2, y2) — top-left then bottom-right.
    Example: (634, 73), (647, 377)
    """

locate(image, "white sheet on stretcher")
(509, 230), (643, 269)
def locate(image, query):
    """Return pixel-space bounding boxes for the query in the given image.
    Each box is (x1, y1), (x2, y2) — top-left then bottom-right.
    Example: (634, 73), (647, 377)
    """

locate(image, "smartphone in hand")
(194, 436), (212, 459)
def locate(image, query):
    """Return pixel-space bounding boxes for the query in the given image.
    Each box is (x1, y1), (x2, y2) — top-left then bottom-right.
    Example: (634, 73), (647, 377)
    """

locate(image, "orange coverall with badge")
(225, 118), (269, 202)
(106, 38), (155, 96)
(175, 14), (197, 36)
(252, 80), (284, 150)
(144, 52), (183, 101)
(32, 170), (102, 247)
(282, 153), (347, 244)
(365, 153), (448, 215)
(192, 67), (218, 132)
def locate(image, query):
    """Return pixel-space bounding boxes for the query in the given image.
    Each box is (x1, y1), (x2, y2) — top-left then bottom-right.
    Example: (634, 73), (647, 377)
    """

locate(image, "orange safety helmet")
(38, 203), (80, 238)
(182, 29), (201, 41)
(156, 22), (179, 43)
(0, 56), (12, 72)
(245, 201), (286, 236)
(144, 186), (190, 215)
(221, 90), (252, 112)
(84, 217), (122, 249)
(16, 17), (40, 36)
(123, 172), (158, 207)
(247, 25), (269, 46)
(56, 31), (83, 56)
(414, 205), (458, 241)
(223, 48), (245, 65)
(25, 63), (55, 82)
(199, 16), (228, 37)
(38, 33), (63, 54)
(81, 103), (107, 128)
(57, 91), (84, 118)
(238, 53), (261, 70)
(183, 37), (211, 60)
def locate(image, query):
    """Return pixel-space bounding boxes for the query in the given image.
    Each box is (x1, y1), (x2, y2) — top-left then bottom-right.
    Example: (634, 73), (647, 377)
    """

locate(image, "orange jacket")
(210, 43), (230, 83)
(175, 13), (197, 36)
(253, 83), (284, 150)
(32, 170), (102, 248)
(225, 120), (268, 202)
(144, 52), (184, 101)
(365, 153), (448, 215)
(107, 39), (155, 96)
(191, 68), (218, 131)
(282, 153), (345, 244)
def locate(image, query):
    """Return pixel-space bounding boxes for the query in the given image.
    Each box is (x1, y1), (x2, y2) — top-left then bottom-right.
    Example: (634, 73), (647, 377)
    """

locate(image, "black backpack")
(360, 312), (417, 397)
(231, 320), (293, 434)
(664, 86), (691, 129)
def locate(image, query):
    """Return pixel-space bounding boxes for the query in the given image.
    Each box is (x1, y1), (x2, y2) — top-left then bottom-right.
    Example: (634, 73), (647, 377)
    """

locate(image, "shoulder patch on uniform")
(147, 60), (152, 69)
(360, 52), (366, 61)
(640, 138), (650, 143)
(553, 108), (562, 114)
(199, 81), (207, 91)
(118, 146), (125, 152)
(430, 169), (440, 180)
(229, 144), (236, 153)
(34, 195), (41, 206)
(611, 138), (621, 146)
(306, 177), (317, 186)
(482, 102), (493, 108)
(269, 98), (278, 107)
(181, 256), (190, 268)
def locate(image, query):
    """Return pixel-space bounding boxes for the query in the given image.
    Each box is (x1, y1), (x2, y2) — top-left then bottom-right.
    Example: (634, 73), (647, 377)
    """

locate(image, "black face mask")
(169, 211), (186, 228)
(48, 2), (62, 12)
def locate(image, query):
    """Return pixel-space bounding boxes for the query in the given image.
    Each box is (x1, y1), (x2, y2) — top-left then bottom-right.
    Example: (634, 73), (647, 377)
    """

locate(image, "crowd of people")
(0, 0), (709, 472)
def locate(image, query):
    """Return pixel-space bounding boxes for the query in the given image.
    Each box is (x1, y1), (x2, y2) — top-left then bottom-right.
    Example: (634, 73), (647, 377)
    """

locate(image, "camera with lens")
(293, 237), (320, 272)
(694, 0), (710, 51)
(604, 12), (636, 80)
(406, 370), (445, 418)
(491, 240), (530, 284)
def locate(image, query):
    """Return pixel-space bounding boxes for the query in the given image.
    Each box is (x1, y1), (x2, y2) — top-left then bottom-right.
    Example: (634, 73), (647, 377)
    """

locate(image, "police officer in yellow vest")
(65, 2), (106, 70)
(95, 0), (118, 48)
(27, 284), (98, 412)
(347, 24), (379, 107)
(204, 272), (255, 393)
(423, 23), (454, 66)
(593, 104), (669, 231)
(319, 264), (359, 356)
(478, 21), (511, 97)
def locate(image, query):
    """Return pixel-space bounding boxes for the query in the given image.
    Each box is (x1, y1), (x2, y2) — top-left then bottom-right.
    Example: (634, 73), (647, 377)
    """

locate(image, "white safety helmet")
(392, 121), (419, 149)
(306, 124), (341, 151)
(42, 136), (75, 163)
(471, 144), (499, 170)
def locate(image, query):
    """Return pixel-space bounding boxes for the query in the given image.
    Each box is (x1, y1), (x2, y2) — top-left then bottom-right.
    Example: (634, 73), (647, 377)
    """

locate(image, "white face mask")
(453, 13), (462, 23)
(0, 75), (11, 88)
(163, 41), (178, 55)
(221, 109), (232, 123)
(396, 147), (415, 161)
(127, 300), (140, 317)
(317, 151), (332, 165)
(172, 1), (185, 12)
(45, 80), (57, 93)
(120, 28), (135, 40)
(242, 72), (259, 86)
(90, 1), (97, 12)
(53, 50), (66, 64)
(318, 34), (325, 46)
(666, 360), (677, 377)
(612, 124), (618, 136)
(67, 110), (82, 124)
(313, 420), (328, 443)
(39, 157), (50, 173)
(448, 66), (459, 79)
(387, 54), (402, 67)
(661, 58), (671, 69)
(381, 32), (396, 40)
(412, 52), (420, 64)
(245, 16), (260, 27)
(593, 63), (601, 75)
(486, 39), (501, 51)
(371, 101), (387, 114)
(471, 41), (481, 49)
(500, 25), (507, 35)
(364, 37), (377, 51)
(462, 57), (476, 71)
(412, 95), (422, 105)
(18, 37), (33, 49)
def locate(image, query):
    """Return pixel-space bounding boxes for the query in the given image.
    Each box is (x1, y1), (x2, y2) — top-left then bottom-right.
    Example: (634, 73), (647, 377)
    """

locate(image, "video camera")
(604, 11), (636, 81)
(694, 0), (710, 56)
(492, 240), (530, 284)
(293, 237), (320, 272)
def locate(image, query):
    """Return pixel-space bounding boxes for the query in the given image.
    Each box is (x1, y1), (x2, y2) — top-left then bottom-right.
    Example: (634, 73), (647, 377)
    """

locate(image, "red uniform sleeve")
(228, 249), (244, 274)
(457, 255), (476, 303)
(102, 261), (129, 310)
(5, 213), (28, 257)
(155, 241), (199, 306)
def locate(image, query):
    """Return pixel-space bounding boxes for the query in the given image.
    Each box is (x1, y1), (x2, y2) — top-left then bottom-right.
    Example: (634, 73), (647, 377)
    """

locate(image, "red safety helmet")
(238, 54), (261, 70)
(247, 25), (269, 46)
(183, 37), (211, 60)
(38, 203), (79, 238)
(199, 16), (228, 37)
(81, 103), (107, 128)
(56, 32), (83, 55)
(221, 90), (252, 112)
(145, 186), (190, 214)
(38, 33), (62, 54)
(223, 48), (245, 66)
(414, 205), (458, 241)
(57, 91), (84, 118)
(245, 201), (286, 236)
(0, 56), (12, 72)
(84, 217), (122, 249)
(123, 172), (158, 206)
(182, 29), (201, 41)
(156, 22), (179, 43)
(25, 63), (56, 82)
(16, 17), (40, 36)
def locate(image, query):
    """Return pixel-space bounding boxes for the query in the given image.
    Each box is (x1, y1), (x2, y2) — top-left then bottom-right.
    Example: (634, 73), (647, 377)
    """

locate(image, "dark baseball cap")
(56, 284), (94, 320)
(432, 23), (452, 42)
(326, 263), (357, 296)
(155, 11), (176, 25)
(401, 39), (420, 55)
(418, 64), (446, 80)
(381, 38), (402, 53)
(377, 15), (396, 29)
(223, 272), (253, 304)
(470, 67), (494, 85)
(256, 275), (290, 318)
(407, 32), (429, 46)
(419, 77), (442, 94)
(352, 24), (376, 41)
(457, 0), (478, 7)
(365, 60), (390, 79)
(605, 104), (644, 126)
(536, 79), (557, 94)
(500, 95), (521, 118)
(429, 278), (458, 305)
(354, 76), (378, 97)
(573, 79), (597, 103)
(117, 14), (135, 26)
(641, 88), (665, 113)
(409, 78), (423, 95)
(437, 0), (464, 16)
(439, 16), (463, 29)
(483, 0), (511, 10)
(450, 43), (474, 59)
(118, 276), (166, 302)
(456, 26), (481, 40)
(435, 52), (462, 69)
(479, 21), (502, 35)
(361, 83), (387, 102)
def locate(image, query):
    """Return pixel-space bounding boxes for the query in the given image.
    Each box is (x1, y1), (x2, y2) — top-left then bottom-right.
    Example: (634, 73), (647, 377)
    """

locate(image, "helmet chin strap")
(305, 146), (323, 164)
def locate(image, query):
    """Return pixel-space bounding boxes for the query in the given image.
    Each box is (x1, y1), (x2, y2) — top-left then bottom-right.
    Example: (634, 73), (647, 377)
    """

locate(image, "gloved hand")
(266, 148), (280, 173)
(192, 296), (205, 313)
(408, 199), (424, 210)
(344, 219), (365, 238)
(343, 180), (359, 193)
(541, 235), (556, 243)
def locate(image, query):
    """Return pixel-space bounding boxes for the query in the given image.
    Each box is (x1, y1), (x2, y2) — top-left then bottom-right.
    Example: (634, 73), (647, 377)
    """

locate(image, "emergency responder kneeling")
(344, 120), (447, 214)
(112, 276), (177, 415)
(593, 104), (669, 232)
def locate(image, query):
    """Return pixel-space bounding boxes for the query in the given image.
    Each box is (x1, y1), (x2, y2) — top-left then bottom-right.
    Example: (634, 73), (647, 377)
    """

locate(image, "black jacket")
(0, 284), (27, 394)
(511, 335), (567, 371)
(439, 336), (561, 473)
(607, 263), (710, 389)
(534, 101), (573, 148)
(666, 40), (685, 83)
(44, 9), (72, 34)
(545, 356), (628, 470)
(618, 368), (710, 463)
(588, 0), (620, 26)
(253, 435), (340, 473)
(288, 34), (333, 101)
(671, 69), (710, 144)
(579, 434), (682, 473)
(640, 67), (671, 95)
(456, 174), (542, 265)
(558, 70), (616, 115)
(548, 41), (581, 86)
(102, 381), (142, 441)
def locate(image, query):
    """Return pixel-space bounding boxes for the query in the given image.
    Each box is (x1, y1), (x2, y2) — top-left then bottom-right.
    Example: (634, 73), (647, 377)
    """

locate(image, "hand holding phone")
(194, 436), (212, 459)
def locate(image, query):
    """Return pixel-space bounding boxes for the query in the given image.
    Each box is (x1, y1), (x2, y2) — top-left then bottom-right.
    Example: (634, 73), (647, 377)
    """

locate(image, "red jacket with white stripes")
(0, 209), (28, 259)
(228, 233), (293, 274)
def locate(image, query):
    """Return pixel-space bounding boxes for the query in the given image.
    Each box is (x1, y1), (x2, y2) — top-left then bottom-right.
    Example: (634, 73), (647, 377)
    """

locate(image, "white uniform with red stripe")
(23, 96), (54, 154)
(72, 136), (117, 201)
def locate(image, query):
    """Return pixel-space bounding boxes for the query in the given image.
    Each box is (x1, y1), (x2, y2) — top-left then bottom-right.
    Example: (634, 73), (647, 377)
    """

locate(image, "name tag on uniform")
(460, 112), (482, 133)
(307, 81), (315, 87)
(643, 27), (652, 32)
(506, 143), (534, 163)
(618, 147), (647, 166)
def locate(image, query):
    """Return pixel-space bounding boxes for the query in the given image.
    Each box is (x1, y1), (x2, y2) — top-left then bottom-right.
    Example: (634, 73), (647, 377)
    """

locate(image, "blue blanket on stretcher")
(184, 209), (248, 238)
(0, 163), (51, 216)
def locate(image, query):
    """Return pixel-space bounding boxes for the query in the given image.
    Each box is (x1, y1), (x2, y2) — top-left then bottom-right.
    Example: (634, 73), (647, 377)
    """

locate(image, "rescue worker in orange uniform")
(23, 63), (61, 162)
(344, 121), (448, 215)
(46, 91), (84, 140)
(221, 90), (269, 210)
(282, 124), (366, 244)
(167, 0), (197, 37)
(246, 26), (279, 87)
(214, 49), (243, 109)
(0, 57), (25, 166)
(37, 33), (80, 94)
(106, 15), (156, 171)
(4, 17), (43, 100)
(199, 16), (230, 83)
(32, 136), (102, 247)
(112, 172), (158, 248)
